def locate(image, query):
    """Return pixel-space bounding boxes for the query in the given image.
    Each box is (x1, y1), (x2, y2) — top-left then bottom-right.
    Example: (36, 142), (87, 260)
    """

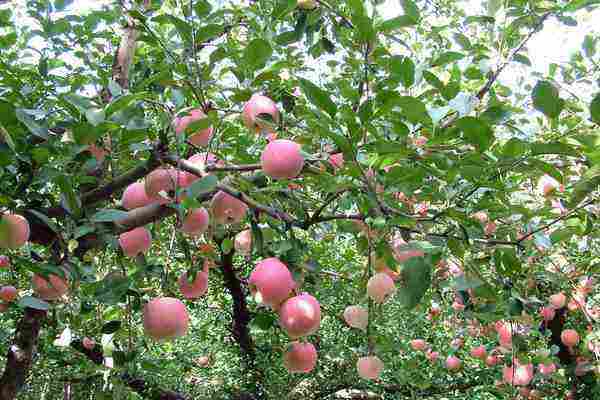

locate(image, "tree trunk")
(0, 308), (47, 400)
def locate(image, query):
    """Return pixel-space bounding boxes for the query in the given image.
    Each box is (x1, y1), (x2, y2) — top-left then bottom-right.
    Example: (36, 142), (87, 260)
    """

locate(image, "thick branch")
(0, 308), (47, 400)
(219, 246), (255, 359)
(112, 19), (139, 89)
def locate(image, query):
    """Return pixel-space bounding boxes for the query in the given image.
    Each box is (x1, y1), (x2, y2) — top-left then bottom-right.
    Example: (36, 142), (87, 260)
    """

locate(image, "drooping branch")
(0, 308), (47, 400)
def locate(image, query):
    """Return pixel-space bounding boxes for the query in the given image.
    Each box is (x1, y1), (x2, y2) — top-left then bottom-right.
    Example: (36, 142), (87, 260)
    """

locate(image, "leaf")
(194, 0), (212, 17)
(186, 175), (218, 199)
(275, 30), (300, 45)
(590, 93), (600, 125)
(532, 80), (564, 119)
(387, 95), (432, 126)
(455, 117), (494, 151)
(583, 34), (596, 58)
(252, 312), (277, 330)
(95, 274), (129, 305)
(105, 93), (145, 117)
(400, 0), (420, 21)
(390, 56), (415, 88)
(396, 256), (431, 309)
(154, 15), (191, 43)
(298, 78), (337, 117)
(0, 124), (15, 152)
(85, 108), (106, 126)
(353, 15), (376, 43)
(453, 33), (471, 49)
(431, 51), (464, 67)
(243, 38), (273, 71)
(15, 109), (48, 139)
(195, 24), (225, 42)
(502, 138), (528, 158)
(54, 175), (81, 217)
(530, 142), (579, 157)
(272, 0), (296, 20)
(513, 53), (531, 66)
(18, 296), (50, 311)
(379, 15), (416, 32)
(91, 209), (130, 223)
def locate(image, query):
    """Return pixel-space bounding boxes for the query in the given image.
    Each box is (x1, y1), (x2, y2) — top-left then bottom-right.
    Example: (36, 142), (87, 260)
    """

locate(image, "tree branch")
(476, 12), (552, 100)
(162, 155), (296, 224)
(216, 241), (255, 359)
(517, 197), (597, 243)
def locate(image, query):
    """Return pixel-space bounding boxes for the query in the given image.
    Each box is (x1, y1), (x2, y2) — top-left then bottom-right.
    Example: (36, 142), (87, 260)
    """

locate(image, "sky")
(8, 0), (600, 98)
(55, 0), (599, 72)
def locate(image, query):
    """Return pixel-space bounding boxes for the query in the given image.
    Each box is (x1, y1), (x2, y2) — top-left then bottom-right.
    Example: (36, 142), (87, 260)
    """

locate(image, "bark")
(112, 21), (139, 90)
(219, 248), (255, 359)
(0, 308), (47, 400)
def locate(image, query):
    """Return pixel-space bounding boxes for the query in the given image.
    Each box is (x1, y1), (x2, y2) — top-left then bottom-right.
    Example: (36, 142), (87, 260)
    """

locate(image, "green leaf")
(252, 312), (277, 330)
(186, 175), (218, 199)
(347, 0), (366, 16)
(243, 38), (273, 71)
(55, 175), (81, 217)
(502, 138), (528, 158)
(298, 78), (337, 117)
(15, 109), (48, 139)
(590, 93), (600, 125)
(153, 15), (191, 43)
(387, 95), (432, 126)
(532, 80), (564, 119)
(431, 51), (464, 67)
(530, 142), (579, 157)
(272, 0), (296, 20)
(455, 117), (494, 151)
(583, 34), (596, 58)
(195, 24), (225, 43)
(91, 209), (130, 223)
(379, 15), (416, 32)
(513, 53), (531, 66)
(19, 296), (50, 311)
(400, 0), (420, 21)
(105, 93), (144, 117)
(85, 108), (105, 126)
(396, 256), (431, 309)
(390, 56), (415, 88)
(453, 33), (471, 49)
(194, 0), (212, 17)
(0, 124), (15, 152)
(275, 30), (300, 45)
(95, 274), (129, 305)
